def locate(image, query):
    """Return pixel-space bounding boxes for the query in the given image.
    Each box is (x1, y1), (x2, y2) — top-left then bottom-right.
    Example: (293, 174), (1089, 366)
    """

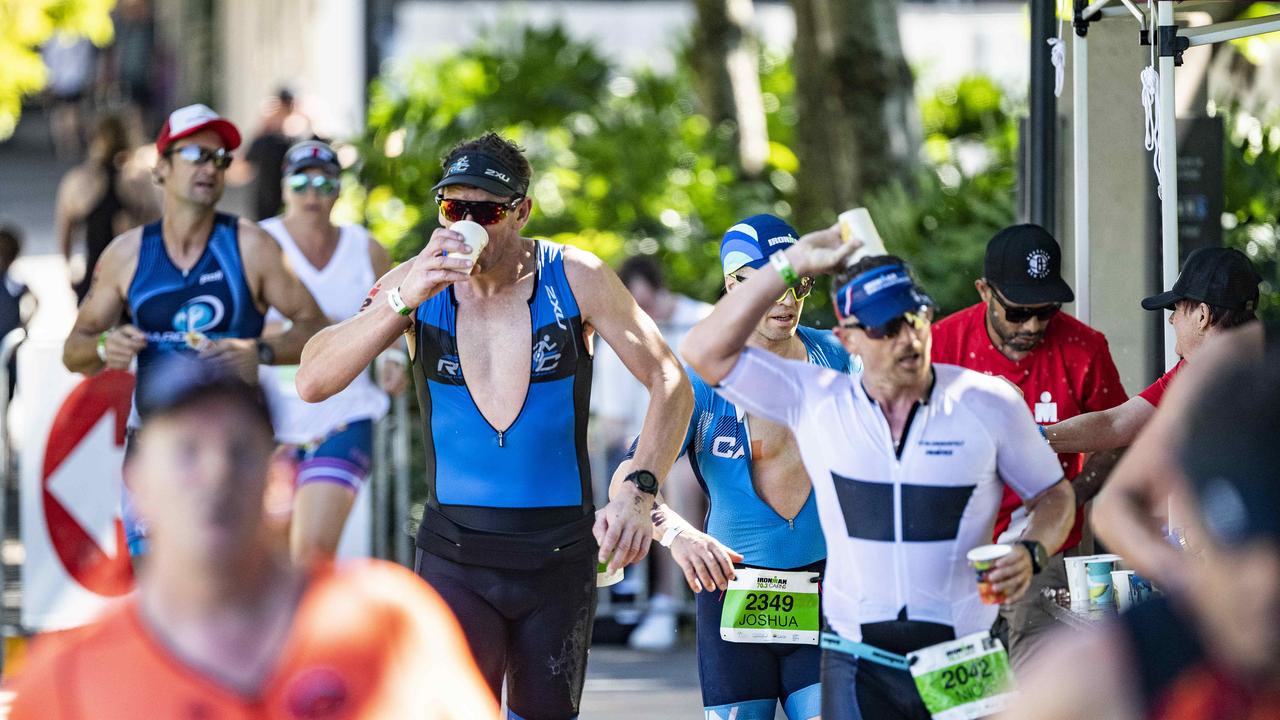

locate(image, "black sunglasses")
(989, 288), (1061, 323)
(842, 305), (935, 340)
(165, 144), (233, 170)
(731, 273), (815, 303)
(436, 194), (523, 226)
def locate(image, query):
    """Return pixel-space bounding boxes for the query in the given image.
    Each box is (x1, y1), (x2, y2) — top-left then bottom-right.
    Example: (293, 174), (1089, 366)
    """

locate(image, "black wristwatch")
(623, 469), (659, 496)
(1020, 540), (1049, 575)
(255, 338), (276, 365)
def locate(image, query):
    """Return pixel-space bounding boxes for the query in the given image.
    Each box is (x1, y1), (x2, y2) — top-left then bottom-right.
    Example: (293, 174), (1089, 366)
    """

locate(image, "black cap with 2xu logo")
(432, 152), (526, 198)
(983, 224), (1075, 305)
(1140, 246), (1261, 312)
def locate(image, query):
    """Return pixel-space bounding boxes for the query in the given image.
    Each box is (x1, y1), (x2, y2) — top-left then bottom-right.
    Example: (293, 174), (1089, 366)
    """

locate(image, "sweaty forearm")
(1048, 398), (1152, 454)
(297, 307), (409, 402)
(627, 368), (693, 491)
(1022, 481), (1074, 554)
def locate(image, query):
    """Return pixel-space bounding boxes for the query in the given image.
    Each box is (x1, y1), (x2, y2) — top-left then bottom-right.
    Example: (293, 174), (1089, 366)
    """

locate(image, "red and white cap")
(155, 104), (242, 154)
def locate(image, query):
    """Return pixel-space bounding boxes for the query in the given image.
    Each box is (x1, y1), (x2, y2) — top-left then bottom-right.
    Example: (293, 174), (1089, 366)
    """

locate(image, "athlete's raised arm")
(565, 246), (693, 571)
(683, 224), (855, 385)
(63, 229), (147, 375)
(296, 227), (474, 403)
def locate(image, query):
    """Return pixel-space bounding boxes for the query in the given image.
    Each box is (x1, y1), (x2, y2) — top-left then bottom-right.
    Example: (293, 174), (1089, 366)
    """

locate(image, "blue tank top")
(681, 326), (852, 569)
(127, 213), (264, 420)
(412, 240), (594, 544)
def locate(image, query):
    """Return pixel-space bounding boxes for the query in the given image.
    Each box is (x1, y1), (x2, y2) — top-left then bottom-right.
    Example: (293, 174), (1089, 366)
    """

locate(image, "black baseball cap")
(983, 224), (1075, 305)
(431, 152), (526, 198)
(137, 356), (273, 432)
(1182, 357), (1280, 547)
(1141, 246), (1261, 312)
(283, 140), (341, 176)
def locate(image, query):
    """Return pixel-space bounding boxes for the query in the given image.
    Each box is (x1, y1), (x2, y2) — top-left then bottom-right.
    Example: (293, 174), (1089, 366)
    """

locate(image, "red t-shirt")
(8, 560), (498, 720)
(1138, 359), (1185, 407)
(931, 303), (1129, 551)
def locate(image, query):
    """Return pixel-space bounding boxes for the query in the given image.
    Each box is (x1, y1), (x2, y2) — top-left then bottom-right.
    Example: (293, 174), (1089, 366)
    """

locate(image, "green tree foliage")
(0, 0), (115, 139)
(1223, 105), (1280, 320)
(354, 24), (792, 304)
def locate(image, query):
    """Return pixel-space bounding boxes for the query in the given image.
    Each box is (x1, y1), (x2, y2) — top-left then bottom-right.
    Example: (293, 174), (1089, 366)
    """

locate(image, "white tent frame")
(1070, 0), (1280, 367)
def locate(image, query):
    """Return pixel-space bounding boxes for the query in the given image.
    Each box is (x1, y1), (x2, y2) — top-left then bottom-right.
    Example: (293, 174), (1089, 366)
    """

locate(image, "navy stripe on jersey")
(831, 473), (976, 542)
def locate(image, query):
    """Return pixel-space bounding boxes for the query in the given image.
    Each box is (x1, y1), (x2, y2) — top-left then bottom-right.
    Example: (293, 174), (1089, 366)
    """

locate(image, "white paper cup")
(449, 220), (489, 270)
(838, 208), (887, 266)
(1065, 554), (1121, 610)
(1112, 570), (1135, 611)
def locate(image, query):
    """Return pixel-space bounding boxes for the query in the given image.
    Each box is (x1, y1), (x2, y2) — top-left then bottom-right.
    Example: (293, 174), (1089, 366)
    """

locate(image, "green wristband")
(97, 331), (109, 362)
(770, 249), (801, 288)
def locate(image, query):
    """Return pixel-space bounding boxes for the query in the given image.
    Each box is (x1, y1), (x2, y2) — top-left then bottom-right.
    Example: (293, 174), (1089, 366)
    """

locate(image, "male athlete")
(62, 104), (327, 558)
(614, 214), (851, 720)
(9, 358), (496, 719)
(683, 230), (1074, 719)
(296, 133), (693, 718)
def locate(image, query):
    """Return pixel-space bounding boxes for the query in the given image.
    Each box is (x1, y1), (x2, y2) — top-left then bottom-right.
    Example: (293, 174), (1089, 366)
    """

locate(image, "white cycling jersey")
(716, 349), (1063, 642)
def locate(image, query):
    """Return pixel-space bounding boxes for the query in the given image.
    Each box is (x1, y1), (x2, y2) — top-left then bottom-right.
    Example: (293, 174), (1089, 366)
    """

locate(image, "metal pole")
(372, 413), (389, 560)
(1072, 2), (1090, 323)
(0, 328), (25, 676)
(1158, 0), (1180, 370)
(1029, 0), (1059, 231)
(392, 392), (411, 568)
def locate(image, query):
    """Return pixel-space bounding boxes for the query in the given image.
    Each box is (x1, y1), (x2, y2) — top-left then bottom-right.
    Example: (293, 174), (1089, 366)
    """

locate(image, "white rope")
(1048, 0), (1067, 98)
(1141, 0), (1163, 198)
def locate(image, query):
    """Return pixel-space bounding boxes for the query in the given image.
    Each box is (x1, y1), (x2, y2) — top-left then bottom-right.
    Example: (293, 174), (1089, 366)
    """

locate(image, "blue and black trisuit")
(410, 240), (596, 720)
(123, 212), (265, 555)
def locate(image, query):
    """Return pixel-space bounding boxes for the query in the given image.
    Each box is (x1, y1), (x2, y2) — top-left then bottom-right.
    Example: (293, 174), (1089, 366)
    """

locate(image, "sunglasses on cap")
(990, 288), (1061, 323)
(842, 305), (935, 340)
(731, 273), (815, 303)
(165, 144), (233, 170)
(436, 194), (523, 226)
(287, 173), (339, 196)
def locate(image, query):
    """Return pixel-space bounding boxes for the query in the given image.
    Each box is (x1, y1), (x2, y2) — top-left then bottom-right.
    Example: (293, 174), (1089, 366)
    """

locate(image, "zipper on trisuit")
(497, 430), (505, 447)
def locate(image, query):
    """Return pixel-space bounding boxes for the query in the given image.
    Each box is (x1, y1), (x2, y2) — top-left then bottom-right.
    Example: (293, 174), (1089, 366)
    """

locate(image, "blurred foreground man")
(1006, 353), (1280, 720)
(682, 228), (1074, 719)
(8, 359), (497, 719)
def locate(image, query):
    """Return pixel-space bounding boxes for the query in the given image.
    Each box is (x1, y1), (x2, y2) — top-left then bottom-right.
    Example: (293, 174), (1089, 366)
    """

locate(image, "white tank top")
(259, 218), (390, 443)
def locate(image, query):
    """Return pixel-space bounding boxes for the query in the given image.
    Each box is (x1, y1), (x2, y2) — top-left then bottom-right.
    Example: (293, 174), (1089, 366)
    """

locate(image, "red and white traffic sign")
(20, 340), (134, 631)
(41, 369), (134, 597)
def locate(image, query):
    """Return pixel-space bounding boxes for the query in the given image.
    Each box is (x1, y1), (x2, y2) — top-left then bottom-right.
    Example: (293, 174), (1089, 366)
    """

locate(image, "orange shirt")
(8, 559), (497, 719)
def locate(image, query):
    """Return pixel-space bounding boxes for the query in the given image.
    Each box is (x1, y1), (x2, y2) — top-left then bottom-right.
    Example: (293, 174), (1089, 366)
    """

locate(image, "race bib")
(275, 364), (301, 393)
(719, 568), (820, 645)
(908, 632), (1014, 720)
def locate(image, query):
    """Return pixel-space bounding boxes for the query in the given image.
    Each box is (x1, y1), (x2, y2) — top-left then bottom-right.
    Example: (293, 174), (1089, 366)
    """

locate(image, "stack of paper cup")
(838, 208), (888, 267)
(450, 220), (489, 272)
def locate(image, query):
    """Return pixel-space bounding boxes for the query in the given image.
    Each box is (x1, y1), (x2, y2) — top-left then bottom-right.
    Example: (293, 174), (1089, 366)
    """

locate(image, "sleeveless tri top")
(411, 240), (595, 568)
(127, 213), (264, 423)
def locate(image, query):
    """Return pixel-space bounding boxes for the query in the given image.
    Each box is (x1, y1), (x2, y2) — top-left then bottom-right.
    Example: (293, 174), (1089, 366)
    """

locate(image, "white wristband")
(387, 286), (412, 316)
(659, 525), (686, 548)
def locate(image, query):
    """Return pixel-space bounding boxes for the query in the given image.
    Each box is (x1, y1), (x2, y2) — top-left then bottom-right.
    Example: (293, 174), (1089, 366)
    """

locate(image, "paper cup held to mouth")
(449, 220), (489, 271)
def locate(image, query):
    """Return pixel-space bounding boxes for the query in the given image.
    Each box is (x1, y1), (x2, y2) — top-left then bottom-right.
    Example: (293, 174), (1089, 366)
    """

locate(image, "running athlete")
(613, 215), (851, 720)
(259, 140), (405, 564)
(61, 104), (327, 558)
(683, 230), (1075, 719)
(9, 359), (496, 719)
(296, 133), (693, 718)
